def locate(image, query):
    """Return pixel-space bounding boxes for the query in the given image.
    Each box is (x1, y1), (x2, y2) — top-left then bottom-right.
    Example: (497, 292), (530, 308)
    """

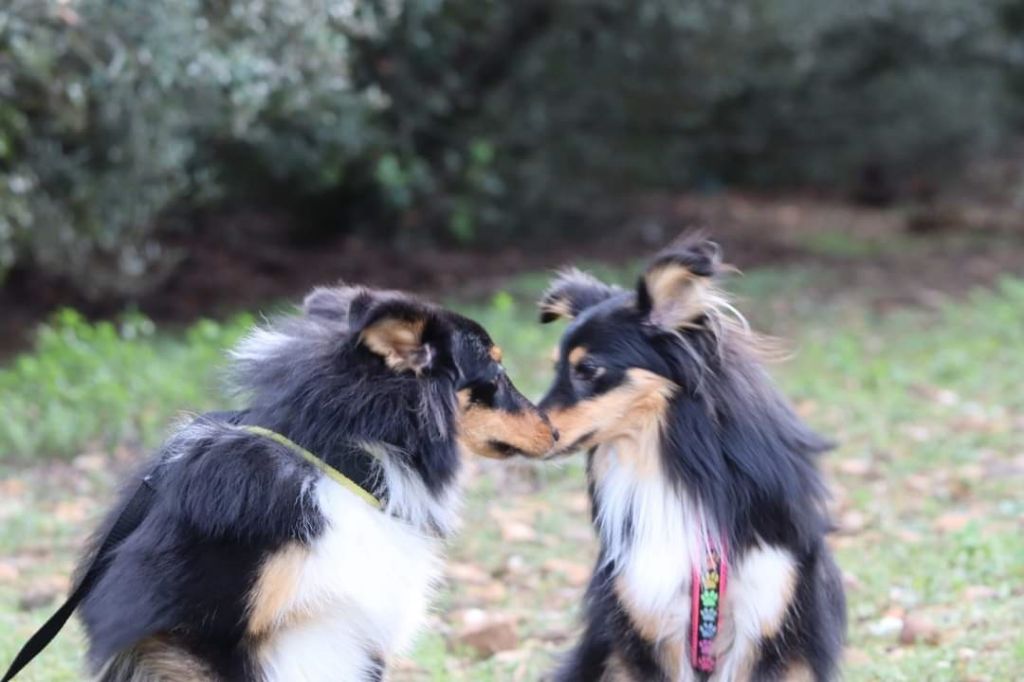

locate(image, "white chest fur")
(593, 443), (798, 682)
(257, 478), (445, 681)
(594, 442), (705, 680)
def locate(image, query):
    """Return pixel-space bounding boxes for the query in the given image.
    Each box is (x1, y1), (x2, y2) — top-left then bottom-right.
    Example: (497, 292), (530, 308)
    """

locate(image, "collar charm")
(690, 547), (728, 673)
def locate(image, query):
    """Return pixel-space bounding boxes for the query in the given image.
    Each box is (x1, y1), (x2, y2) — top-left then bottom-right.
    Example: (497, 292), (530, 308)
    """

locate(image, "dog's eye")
(470, 378), (498, 404)
(573, 361), (601, 382)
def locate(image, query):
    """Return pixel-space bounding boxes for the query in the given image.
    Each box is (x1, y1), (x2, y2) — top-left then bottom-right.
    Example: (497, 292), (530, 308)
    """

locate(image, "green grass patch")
(0, 309), (254, 461)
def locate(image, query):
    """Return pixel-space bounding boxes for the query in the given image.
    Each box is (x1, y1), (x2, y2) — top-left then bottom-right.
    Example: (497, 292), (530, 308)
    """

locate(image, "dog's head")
(537, 239), (731, 456)
(235, 285), (555, 460)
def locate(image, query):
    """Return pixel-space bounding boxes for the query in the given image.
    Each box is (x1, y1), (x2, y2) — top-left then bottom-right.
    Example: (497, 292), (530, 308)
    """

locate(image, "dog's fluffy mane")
(544, 240), (834, 556)
(224, 287), (462, 532)
(658, 321), (833, 555)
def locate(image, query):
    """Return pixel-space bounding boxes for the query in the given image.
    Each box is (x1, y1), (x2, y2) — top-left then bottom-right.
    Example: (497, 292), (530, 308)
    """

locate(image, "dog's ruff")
(594, 442), (798, 681)
(255, 476), (445, 680)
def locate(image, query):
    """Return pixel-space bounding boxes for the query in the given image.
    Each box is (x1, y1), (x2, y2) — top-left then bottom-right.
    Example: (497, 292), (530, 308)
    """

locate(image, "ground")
(1, 208), (1023, 680)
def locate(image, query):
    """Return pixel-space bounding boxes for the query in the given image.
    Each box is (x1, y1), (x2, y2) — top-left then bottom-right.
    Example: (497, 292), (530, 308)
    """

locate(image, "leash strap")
(241, 426), (382, 510)
(690, 545), (728, 673)
(1, 476), (157, 682)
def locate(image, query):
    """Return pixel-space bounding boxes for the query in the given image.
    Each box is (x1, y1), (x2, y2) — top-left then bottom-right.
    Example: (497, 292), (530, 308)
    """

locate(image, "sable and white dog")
(77, 286), (555, 681)
(538, 241), (846, 681)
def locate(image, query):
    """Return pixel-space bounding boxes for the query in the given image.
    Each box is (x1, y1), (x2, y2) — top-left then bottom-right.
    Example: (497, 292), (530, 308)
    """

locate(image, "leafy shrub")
(0, 0), (1019, 297)
(0, 0), (390, 299)
(0, 309), (252, 460)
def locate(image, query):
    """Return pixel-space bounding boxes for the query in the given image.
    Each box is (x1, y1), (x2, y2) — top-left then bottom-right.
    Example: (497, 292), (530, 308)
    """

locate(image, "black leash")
(1, 474), (158, 682)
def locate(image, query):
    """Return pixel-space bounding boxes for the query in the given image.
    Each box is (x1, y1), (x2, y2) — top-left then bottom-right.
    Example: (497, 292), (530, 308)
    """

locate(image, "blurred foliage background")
(2, 0), (1023, 300)
(2, 4), (1024, 679)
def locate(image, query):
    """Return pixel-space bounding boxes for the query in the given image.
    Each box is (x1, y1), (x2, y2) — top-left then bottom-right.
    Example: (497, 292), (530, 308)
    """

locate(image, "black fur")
(77, 286), (550, 681)
(540, 241), (846, 681)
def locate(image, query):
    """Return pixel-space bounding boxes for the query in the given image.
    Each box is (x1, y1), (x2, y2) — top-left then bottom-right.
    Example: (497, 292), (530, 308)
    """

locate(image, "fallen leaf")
(0, 478), (27, 497)
(905, 474), (932, 494)
(837, 458), (874, 477)
(54, 499), (90, 523)
(899, 613), (940, 646)
(795, 400), (818, 417)
(18, 581), (65, 612)
(839, 509), (868, 534)
(565, 493), (590, 514)
(0, 561), (19, 583)
(447, 562), (490, 584)
(464, 581), (508, 603)
(883, 605), (906, 619)
(456, 615), (518, 658)
(934, 512), (971, 533)
(73, 453), (109, 472)
(498, 520), (537, 543)
(963, 585), (996, 601)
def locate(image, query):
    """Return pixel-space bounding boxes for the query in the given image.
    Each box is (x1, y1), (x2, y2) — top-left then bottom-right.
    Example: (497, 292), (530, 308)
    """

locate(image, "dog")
(76, 285), (556, 681)
(537, 240), (846, 681)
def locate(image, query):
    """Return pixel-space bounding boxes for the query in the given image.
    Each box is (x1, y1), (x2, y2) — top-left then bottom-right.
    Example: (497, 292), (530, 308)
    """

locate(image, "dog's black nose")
(552, 428), (560, 442)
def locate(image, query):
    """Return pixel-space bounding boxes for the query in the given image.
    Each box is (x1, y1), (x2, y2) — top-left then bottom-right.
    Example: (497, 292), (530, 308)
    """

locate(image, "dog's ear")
(352, 296), (435, 374)
(302, 286), (362, 322)
(637, 239), (721, 329)
(538, 268), (622, 323)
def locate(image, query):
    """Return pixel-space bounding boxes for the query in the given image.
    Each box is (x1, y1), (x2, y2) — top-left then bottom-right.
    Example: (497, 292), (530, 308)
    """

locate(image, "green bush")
(0, 0), (390, 299)
(0, 309), (252, 460)
(0, 0), (1019, 297)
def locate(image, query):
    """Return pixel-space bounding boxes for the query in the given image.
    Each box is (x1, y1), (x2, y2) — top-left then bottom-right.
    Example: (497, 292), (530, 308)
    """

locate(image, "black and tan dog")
(538, 240), (846, 681)
(77, 286), (555, 681)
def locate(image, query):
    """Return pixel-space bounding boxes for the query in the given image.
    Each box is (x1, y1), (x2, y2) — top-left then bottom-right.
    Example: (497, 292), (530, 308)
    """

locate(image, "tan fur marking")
(100, 637), (216, 681)
(600, 653), (633, 681)
(714, 545), (799, 681)
(613, 576), (687, 680)
(489, 345), (503, 363)
(568, 346), (588, 366)
(613, 575), (662, 641)
(248, 542), (309, 637)
(456, 389), (554, 459)
(784, 661), (815, 682)
(644, 262), (712, 329)
(547, 368), (675, 456)
(540, 296), (575, 321)
(360, 318), (427, 373)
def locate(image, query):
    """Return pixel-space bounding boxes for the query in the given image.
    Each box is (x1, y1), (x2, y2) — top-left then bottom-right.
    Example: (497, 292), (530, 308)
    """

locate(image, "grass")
(1, 262), (1023, 680)
(0, 309), (254, 461)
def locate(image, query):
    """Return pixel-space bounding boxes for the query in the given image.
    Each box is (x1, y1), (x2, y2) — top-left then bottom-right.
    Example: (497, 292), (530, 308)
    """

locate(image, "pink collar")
(690, 546), (728, 673)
